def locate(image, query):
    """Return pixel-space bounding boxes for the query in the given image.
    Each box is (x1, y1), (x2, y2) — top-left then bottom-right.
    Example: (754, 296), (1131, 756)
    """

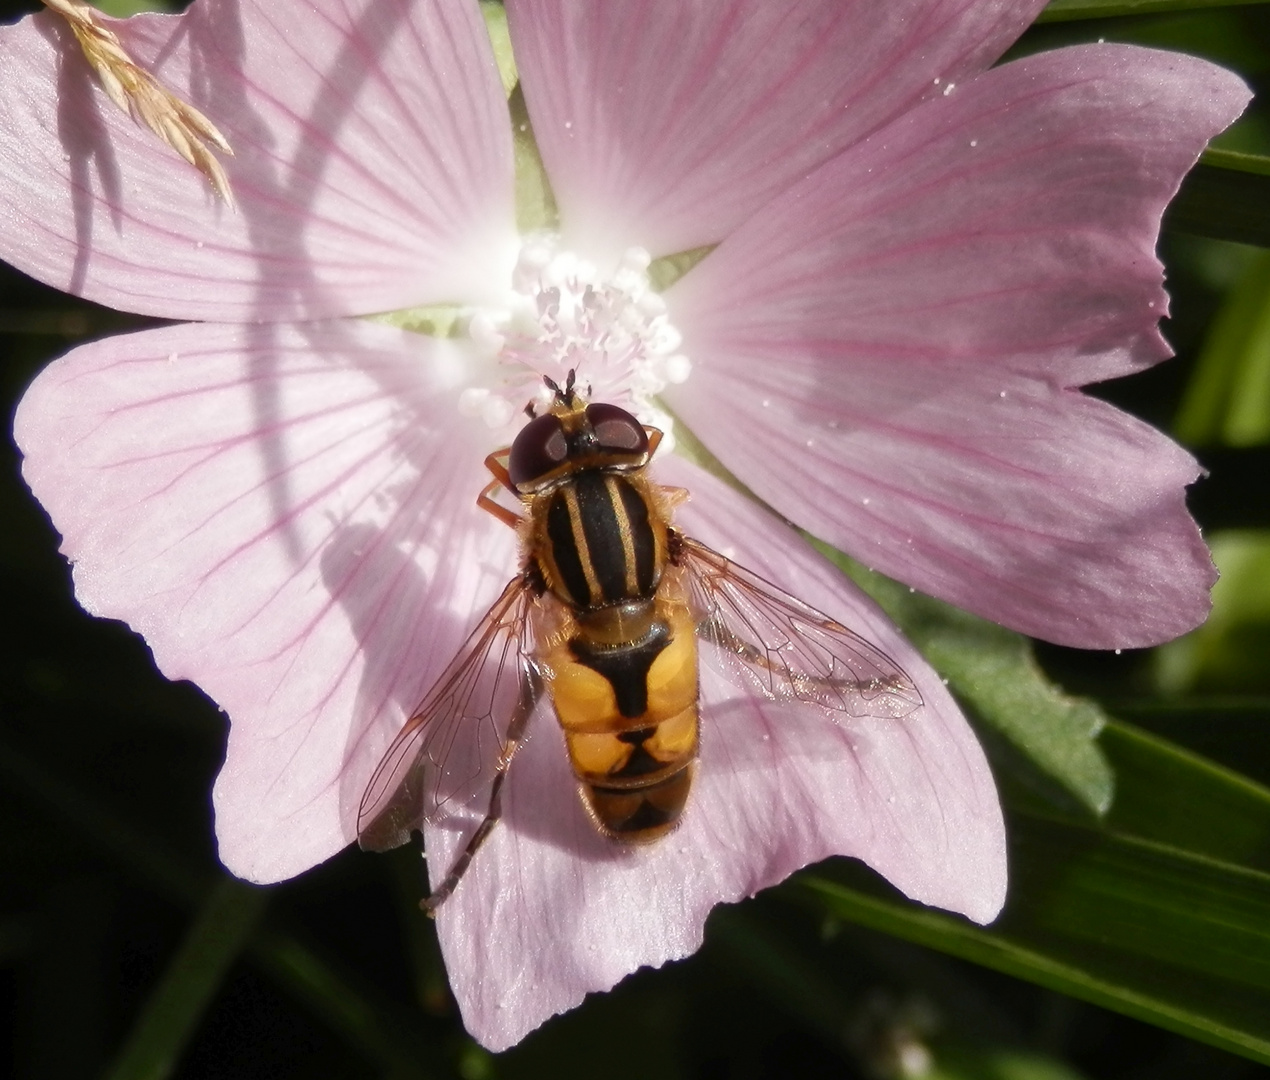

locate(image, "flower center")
(459, 236), (691, 449)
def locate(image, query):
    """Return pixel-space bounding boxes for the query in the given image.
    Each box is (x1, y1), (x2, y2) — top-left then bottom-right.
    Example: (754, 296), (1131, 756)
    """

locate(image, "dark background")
(3, 1), (1270, 1077)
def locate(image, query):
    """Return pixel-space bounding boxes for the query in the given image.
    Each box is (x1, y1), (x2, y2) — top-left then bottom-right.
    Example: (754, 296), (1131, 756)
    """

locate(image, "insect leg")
(477, 479), (522, 529)
(421, 664), (542, 915)
(483, 449), (516, 494)
(658, 485), (690, 512)
(477, 449), (522, 528)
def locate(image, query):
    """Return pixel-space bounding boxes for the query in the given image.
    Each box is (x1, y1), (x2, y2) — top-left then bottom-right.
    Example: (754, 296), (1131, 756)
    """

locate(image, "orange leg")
(659, 485), (690, 511)
(478, 448), (522, 529)
(483, 448), (516, 493)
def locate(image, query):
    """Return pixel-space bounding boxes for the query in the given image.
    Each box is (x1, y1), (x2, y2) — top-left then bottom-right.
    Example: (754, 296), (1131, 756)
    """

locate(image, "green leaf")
(479, 1), (517, 97)
(648, 246), (715, 292)
(1175, 247), (1270, 447)
(511, 84), (558, 233)
(1038, 0), (1270, 21)
(930, 1046), (1092, 1080)
(103, 877), (269, 1080)
(1156, 530), (1270, 694)
(1110, 697), (1270, 790)
(824, 558), (1114, 817)
(1166, 161), (1270, 249)
(1100, 719), (1270, 870)
(712, 910), (1096, 1079)
(475, 0), (559, 233)
(1203, 149), (1270, 181)
(799, 719), (1270, 1065)
(94, 0), (177, 15)
(802, 838), (1270, 1064)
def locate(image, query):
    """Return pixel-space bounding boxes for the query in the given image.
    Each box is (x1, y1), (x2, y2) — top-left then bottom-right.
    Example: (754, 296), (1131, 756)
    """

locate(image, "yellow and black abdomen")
(545, 603), (699, 841)
(529, 469), (699, 841)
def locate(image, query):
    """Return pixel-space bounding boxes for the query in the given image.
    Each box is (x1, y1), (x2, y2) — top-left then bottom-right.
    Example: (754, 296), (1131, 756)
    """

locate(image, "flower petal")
(0, 0), (516, 321)
(665, 45), (1248, 648)
(433, 455), (1005, 1051)
(507, 0), (1047, 261)
(675, 363), (1215, 649)
(15, 320), (516, 882)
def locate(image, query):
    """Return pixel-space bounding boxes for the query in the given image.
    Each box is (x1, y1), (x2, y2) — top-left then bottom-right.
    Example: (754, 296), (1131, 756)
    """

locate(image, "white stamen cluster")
(459, 236), (691, 449)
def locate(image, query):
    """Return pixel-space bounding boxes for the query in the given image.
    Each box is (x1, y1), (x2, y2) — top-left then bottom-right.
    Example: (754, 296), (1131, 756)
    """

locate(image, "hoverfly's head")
(507, 370), (652, 493)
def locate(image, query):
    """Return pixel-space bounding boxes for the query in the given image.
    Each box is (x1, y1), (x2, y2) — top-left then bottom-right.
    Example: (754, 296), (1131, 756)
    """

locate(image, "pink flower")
(0, 0), (1247, 1051)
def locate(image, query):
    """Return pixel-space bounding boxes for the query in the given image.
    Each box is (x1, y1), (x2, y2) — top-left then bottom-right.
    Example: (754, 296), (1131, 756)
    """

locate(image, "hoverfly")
(357, 371), (922, 912)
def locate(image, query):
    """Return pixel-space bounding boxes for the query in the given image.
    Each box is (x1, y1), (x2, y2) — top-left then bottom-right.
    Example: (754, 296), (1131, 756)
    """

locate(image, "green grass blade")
(1175, 248), (1270, 447)
(801, 807), (1270, 1064)
(1166, 161), (1270, 248)
(1156, 532), (1270, 694)
(1038, 0), (1270, 21)
(1101, 718), (1270, 868)
(797, 718), (1270, 1063)
(250, 932), (447, 1080)
(0, 737), (451, 1077)
(1202, 149), (1270, 179)
(103, 877), (269, 1080)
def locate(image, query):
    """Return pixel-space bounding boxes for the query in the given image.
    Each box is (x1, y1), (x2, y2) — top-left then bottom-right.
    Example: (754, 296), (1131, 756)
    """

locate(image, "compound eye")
(509, 414), (568, 488)
(585, 403), (649, 456)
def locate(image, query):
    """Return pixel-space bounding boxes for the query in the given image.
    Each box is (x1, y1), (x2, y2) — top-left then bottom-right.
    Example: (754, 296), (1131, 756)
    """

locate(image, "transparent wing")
(678, 535), (923, 720)
(357, 575), (542, 852)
